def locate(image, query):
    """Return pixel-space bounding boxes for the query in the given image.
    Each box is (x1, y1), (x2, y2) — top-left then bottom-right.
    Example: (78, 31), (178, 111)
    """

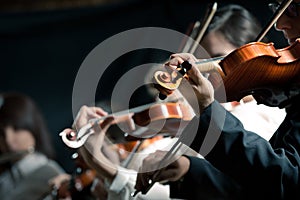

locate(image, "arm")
(169, 156), (242, 200)
(134, 149), (242, 199)
(195, 100), (300, 198)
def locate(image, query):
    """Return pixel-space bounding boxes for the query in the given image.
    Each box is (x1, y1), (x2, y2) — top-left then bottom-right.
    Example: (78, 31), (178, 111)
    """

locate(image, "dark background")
(0, 0), (287, 172)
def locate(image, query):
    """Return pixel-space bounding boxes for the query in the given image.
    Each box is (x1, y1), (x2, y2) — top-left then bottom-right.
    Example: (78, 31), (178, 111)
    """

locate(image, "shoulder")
(17, 152), (64, 175)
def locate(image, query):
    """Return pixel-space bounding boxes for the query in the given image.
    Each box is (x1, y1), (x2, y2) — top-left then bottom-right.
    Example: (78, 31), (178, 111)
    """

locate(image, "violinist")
(0, 92), (65, 200)
(135, 0), (300, 199)
(200, 4), (286, 140)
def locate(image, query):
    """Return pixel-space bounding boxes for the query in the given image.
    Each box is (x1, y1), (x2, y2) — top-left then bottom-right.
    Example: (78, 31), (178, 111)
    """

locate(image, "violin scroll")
(153, 61), (192, 100)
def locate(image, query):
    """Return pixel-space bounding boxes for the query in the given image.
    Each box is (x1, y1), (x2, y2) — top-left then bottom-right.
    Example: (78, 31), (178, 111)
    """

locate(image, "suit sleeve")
(179, 100), (300, 198)
(169, 156), (242, 199)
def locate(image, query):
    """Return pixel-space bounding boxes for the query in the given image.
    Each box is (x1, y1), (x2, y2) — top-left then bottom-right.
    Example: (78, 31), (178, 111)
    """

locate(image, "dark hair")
(0, 92), (55, 158)
(205, 4), (265, 47)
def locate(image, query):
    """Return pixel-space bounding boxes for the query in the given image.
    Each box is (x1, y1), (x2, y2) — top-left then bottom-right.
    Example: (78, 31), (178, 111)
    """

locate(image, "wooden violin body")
(55, 153), (97, 199)
(214, 39), (300, 102)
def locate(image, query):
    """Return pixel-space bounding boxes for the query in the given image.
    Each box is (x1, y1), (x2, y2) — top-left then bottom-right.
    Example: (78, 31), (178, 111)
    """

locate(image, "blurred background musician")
(0, 92), (65, 200)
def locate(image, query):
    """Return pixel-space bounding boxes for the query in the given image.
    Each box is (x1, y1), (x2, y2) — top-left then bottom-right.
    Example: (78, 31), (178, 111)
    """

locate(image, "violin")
(59, 99), (195, 198)
(72, 152), (97, 191)
(213, 39), (300, 103)
(60, 100), (194, 149)
(154, 39), (300, 103)
(55, 152), (98, 199)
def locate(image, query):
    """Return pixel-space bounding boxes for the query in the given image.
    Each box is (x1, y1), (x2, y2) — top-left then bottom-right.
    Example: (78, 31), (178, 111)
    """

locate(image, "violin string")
(77, 127), (94, 141)
(195, 55), (224, 64)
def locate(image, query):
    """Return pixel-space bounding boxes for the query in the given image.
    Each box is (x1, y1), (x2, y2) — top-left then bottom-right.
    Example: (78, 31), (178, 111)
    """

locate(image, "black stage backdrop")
(0, 0), (287, 172)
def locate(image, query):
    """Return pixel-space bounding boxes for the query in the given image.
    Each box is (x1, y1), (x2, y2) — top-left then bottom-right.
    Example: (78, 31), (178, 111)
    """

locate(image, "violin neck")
(195, 56), (224, 72)
(195, 56), (224, 64)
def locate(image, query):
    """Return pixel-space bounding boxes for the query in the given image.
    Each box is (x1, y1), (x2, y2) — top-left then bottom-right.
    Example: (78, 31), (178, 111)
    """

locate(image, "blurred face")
(200, 31), (237, 90)
(4, 126), (35, 152)
(200, 31), (237, 57)
(275, 0), (300, 44)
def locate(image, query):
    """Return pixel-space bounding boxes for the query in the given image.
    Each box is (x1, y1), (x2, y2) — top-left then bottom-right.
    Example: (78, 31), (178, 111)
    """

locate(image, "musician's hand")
(48, 173), (72, 199)
(60, 113), (118, 189)
(165, 53), (214, 114)
(72, 105), (108, 131)
(135, 150), (190, 194)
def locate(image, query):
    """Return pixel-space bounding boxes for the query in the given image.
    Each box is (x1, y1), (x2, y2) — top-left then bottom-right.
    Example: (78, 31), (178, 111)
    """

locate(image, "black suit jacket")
(170, 98), (300, 199)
